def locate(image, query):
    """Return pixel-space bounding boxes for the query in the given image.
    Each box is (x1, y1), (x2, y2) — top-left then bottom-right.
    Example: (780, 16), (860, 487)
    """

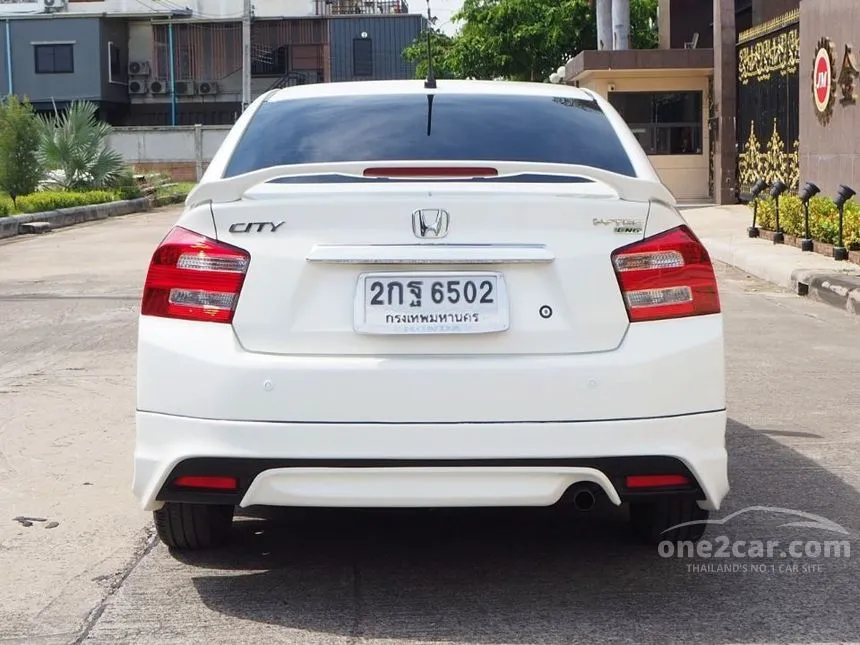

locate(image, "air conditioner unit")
(149, 79), (170, 95)
(128, 61), (151, 77)
(174, 80), (196, 96)
(197, 81), (219, 96)
(43, 0), (68, 12)
(128, 79), (148, 95)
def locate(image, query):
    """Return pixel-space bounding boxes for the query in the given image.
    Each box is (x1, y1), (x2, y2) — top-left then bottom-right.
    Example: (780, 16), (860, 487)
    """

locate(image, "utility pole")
(242, 0), (252, 111)
(168, 21), (176, 126)
(596, 0), (612, 50)
(713, 0), (737, 204)
(611, 0), (630, 50)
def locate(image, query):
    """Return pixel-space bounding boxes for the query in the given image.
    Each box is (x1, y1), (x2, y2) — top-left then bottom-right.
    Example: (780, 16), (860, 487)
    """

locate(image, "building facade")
(722, 0), (860, 200)
(567, 47), (714, 202)
(0, 0), (423, 125)
(799, 0), (860, 196)
(569, 0), (808, 203)
(568, 1), (718, 202)
(568, 0), (860, 205)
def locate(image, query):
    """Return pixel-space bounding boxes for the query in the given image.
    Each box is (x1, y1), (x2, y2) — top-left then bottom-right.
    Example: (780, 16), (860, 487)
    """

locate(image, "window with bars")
(152, 23), (241, 80)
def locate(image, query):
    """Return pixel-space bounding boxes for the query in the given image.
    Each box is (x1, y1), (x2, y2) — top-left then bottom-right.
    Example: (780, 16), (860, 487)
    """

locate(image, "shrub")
(0, 96), (43, 204)
(110, 168), (144, 200)
(749, 194), (860, 249)
(0, 196), (12, 217)
(38, 101), (124, 190)
(15, 190), (118, 214)
(842, 201), (860, 248)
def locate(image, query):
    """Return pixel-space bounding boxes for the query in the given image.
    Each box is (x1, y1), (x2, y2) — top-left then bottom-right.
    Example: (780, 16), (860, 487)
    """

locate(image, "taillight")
(174, 475), (238, 490)
(141, 226), (250, 323)
(611, 225), (720, 322)
(625, 474), (691, 489)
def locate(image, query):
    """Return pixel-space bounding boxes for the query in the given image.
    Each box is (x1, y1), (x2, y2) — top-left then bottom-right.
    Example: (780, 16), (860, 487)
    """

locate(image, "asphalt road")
(1, 208), (859, 645)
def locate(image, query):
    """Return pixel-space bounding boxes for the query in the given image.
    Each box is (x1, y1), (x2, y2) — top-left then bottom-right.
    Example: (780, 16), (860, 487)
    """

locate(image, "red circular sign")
(814, 48), (832, 112)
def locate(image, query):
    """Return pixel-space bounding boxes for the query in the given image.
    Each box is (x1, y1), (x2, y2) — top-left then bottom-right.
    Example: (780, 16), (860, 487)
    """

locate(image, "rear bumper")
(136, 314), (726, 424)
(133, 410), (729, 512)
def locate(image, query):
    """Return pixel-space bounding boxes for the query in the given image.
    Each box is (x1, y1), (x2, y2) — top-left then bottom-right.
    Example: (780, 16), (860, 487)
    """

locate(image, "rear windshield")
(223, 93), (636, 178)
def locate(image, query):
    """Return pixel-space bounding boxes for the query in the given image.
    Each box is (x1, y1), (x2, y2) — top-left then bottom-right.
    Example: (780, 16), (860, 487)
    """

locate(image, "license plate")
(354, 272), (510, 335)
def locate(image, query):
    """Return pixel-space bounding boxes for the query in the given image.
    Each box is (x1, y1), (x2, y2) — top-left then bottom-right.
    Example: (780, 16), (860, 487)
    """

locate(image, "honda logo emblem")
(412, 209), (450, 238)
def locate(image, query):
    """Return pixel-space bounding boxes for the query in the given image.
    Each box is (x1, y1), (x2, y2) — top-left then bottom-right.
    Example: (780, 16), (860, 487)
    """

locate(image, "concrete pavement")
(683, 204), (860, 315)
(0, 208), (181, 644)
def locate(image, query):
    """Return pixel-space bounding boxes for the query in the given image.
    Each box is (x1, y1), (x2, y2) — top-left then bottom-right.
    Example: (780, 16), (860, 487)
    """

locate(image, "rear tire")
(629, 497), (709, 545)
(153, 502), (234, 550)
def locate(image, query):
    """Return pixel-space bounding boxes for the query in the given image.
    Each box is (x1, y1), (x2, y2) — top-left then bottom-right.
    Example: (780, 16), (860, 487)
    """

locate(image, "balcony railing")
(315, 0), (409, 16)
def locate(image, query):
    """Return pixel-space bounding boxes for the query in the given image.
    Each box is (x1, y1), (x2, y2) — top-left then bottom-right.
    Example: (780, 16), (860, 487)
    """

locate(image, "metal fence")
(735, 10), (800, 198)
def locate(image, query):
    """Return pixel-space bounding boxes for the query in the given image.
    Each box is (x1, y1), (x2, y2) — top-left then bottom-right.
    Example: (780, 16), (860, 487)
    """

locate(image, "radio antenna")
(424, 0), (437, 89)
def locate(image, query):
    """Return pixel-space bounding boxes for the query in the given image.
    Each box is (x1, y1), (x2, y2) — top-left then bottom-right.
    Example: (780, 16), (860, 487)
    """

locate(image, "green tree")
(402, 0), (658, 82)
(39, 100), (124, 190)
(0, 96), (43, 205)
(630, 0), (659, 50)
(402, 27), (459, 79)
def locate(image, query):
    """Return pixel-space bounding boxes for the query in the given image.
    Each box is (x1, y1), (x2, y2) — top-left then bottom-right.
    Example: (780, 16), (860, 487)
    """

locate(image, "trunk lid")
(210, 180), (650, 356)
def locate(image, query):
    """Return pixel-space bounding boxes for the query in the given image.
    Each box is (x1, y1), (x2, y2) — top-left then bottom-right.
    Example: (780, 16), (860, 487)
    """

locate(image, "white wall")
(108, 126), (231, 179)
(61, 0), (315, 18)
(0, 1), (43, 16)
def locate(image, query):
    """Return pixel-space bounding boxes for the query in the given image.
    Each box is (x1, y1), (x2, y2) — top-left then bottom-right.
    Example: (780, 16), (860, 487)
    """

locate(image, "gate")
(736, 9), (800, 198)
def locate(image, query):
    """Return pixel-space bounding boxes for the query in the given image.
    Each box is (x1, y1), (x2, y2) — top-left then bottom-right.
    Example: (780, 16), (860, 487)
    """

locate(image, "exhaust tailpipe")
(571, 485), (597, 512)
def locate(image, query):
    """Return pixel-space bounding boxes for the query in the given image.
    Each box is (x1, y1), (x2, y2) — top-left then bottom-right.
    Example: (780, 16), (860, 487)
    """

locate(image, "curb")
(0, 194), (187, 241)
(799, 273), (860, 315)
(702, 238), (860, 316)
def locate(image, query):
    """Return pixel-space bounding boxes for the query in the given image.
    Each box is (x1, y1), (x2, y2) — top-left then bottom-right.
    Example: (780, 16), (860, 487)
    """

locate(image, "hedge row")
(751, 195), (860, 248)
(0, 190), (120, 217)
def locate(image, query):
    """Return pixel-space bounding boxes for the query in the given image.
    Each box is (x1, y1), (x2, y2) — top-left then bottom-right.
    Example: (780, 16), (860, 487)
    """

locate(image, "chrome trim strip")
(306, 244), (555, 264)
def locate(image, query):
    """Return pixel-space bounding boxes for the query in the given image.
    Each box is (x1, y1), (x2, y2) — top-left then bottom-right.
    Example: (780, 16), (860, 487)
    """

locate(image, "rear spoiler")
(186, 161), (676, 208)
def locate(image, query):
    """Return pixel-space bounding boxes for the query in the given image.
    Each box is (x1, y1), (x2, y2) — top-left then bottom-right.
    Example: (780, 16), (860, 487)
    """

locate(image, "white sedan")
(132, 80), (729, 551)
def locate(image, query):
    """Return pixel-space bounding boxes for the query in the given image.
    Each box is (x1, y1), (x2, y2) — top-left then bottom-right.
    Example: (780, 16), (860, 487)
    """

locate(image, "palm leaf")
(39, 101), (124, 189)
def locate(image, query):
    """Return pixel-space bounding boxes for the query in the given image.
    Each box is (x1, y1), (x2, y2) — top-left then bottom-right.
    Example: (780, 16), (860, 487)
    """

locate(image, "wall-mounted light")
(750, 179), (769, 198)
(834, 183), (856, 209)
(833, 184), (855, 261)
(798, 182), (820, 252)
(748, 178), (769, 238)
(769, 179), (788, 244)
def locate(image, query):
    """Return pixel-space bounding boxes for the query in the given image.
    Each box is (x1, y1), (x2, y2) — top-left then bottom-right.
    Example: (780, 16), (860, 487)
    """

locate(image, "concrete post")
(612, 0), (630, 50)
(596, 0), (613, 50)
(657, 0), (671, 49)
(713, 0), (738, 204)
(194, 124), (204, 182)
(242, 0), (252, 111)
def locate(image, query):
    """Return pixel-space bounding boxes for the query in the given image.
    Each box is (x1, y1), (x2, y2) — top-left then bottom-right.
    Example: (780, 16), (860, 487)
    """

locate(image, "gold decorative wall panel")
(738, 28), (800, 85)
(735, 10), (800, 196)
(737, 120), (800, 191)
